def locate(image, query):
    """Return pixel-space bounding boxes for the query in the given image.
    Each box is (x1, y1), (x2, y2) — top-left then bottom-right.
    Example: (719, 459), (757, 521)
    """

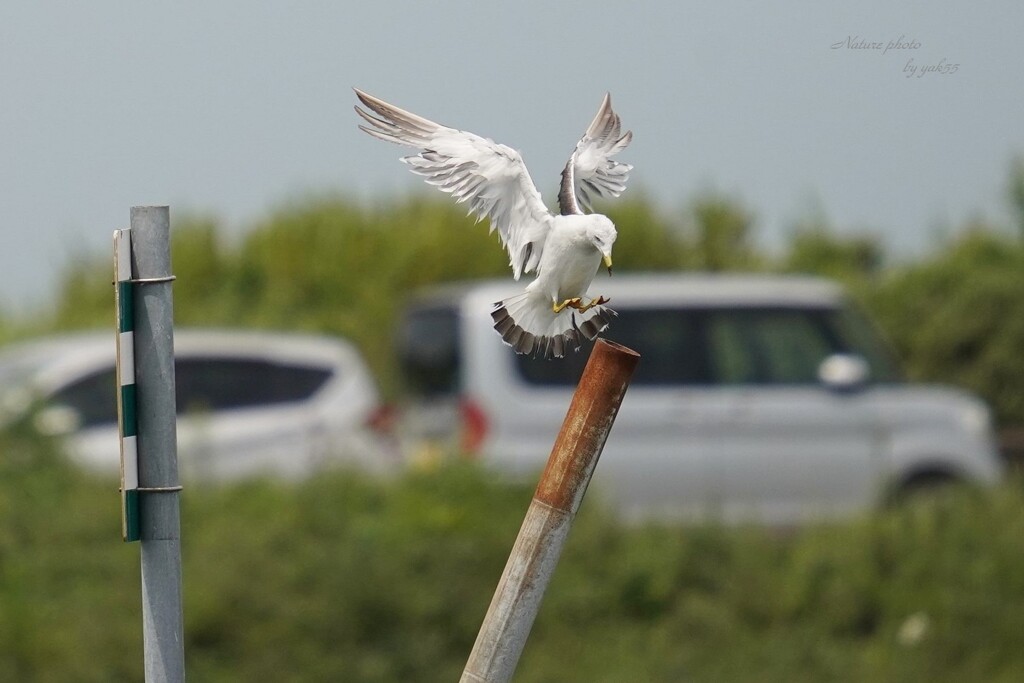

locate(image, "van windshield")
(398, 305), (461, 396)
(826, 305), (903, 382)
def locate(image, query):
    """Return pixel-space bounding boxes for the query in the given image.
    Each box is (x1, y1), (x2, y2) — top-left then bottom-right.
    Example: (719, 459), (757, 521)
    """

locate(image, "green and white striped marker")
(115, 229), (140, 542)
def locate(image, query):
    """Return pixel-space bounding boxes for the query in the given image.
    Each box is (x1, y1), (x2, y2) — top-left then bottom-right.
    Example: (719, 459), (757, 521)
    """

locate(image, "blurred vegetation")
(2, 429), (1024, 681)
(865, 228), (1024, 425)
(25, 159), (1024, 426)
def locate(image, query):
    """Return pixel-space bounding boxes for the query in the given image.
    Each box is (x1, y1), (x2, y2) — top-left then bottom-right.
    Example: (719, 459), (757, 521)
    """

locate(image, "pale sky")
(2, 2), (1022, 313)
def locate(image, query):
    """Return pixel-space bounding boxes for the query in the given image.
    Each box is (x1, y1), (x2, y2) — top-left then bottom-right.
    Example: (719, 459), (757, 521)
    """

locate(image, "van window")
(515, 308), (710, 386)
(515, 305), (899, 388)
(704, 309), (835, 384)
(402, 299), (903, 392)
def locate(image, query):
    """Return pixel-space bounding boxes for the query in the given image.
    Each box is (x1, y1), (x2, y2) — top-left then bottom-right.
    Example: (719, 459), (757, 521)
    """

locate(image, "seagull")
(354, 89), (633, 358)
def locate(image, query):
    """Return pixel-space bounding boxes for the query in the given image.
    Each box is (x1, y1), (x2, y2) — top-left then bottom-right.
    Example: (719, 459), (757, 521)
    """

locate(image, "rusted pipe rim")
(594, 338), (640, 357)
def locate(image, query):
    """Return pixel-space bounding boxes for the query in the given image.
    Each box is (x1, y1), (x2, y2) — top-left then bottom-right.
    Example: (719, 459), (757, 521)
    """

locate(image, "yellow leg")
(553, 296), (610, 314)
(553, 297), (582, 314)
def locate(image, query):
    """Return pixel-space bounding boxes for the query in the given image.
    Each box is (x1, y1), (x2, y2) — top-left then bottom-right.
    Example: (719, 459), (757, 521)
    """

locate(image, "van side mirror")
(818, 354), (869, 391)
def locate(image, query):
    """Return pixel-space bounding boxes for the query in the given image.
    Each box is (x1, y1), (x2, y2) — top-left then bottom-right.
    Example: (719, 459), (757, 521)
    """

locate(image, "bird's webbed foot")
(575, 295), (611, 313)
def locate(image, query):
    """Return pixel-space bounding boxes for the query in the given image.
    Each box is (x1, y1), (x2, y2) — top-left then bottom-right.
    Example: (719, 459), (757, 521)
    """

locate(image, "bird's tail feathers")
(490, 292), (616, 359)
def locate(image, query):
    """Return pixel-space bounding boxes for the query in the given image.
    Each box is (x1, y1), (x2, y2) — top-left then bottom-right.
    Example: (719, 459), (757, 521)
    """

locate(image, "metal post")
(131, 206), (185, 682)
(461, 339), (640, 683)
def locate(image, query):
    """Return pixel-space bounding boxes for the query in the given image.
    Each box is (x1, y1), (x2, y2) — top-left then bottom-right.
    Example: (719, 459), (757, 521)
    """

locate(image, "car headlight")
(960, 402), (992, 437)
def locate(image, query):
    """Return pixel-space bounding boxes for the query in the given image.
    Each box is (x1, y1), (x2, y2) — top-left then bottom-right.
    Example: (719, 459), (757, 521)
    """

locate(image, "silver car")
(397, 274), (1004, 523)
(0, 329), (395, 480)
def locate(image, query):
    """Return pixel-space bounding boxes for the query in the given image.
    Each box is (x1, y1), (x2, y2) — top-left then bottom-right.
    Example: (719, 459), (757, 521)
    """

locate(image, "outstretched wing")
(558, 93), (633, 215)
(355, 89), (552, 280)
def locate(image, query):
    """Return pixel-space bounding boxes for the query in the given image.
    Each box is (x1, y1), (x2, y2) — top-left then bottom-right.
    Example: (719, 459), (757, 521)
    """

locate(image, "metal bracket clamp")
(137, 485), (184, 493)
(121, 485), (184, 494)
(111, 275), (177, 286)
(128, 275), (177, 285)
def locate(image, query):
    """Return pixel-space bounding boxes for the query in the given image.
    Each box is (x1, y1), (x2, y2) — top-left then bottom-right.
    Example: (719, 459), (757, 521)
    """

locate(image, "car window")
(515, 308), (710, 386)
(175, 358), (332, 413)
(47, 357), (333, 428)
(48, 368), (118, 428)
(704, 309), (837, 385)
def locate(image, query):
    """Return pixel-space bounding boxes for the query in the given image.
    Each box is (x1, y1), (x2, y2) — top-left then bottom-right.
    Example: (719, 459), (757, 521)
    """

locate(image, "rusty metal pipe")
(461, 339), (640, 683)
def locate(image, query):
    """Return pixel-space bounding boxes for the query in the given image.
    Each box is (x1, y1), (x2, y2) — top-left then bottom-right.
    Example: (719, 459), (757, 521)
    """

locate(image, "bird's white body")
(355, 89), (632, 357)
(528, 214), (612, 304)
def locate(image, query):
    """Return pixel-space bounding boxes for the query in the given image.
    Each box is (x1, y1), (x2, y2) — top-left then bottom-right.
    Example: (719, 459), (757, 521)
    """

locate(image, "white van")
(396, 274), (1004, 523)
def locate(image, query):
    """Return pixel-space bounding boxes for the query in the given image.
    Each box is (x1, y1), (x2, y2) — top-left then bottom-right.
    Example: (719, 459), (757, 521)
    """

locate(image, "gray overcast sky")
(2, 2), (1022, 313)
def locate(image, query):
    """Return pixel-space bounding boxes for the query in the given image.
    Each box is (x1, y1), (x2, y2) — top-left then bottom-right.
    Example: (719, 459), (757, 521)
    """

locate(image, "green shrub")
(865, 230), (1024, 424)
(3, 425), (1024, 681)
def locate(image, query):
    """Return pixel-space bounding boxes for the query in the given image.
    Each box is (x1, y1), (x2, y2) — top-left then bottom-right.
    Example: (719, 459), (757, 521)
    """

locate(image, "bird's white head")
(589, 215), (617, 275)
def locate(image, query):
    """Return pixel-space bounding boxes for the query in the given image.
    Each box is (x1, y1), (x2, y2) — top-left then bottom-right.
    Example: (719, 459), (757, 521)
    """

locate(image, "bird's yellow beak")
(603, 254), (613, 276)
